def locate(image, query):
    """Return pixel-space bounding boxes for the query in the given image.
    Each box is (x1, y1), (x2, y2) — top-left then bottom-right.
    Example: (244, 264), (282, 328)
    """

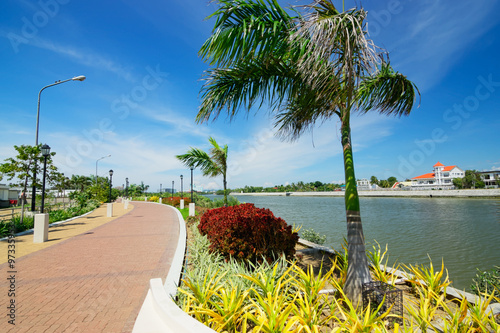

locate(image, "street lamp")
(109, 170), (114, 203)
(31, 75), (86, 211)
(125, 177), (129, 197)
(40, 144), (51, 213)
(172, 180), (174, 198)
(160, 183), (162, 195)
(180, 175), (183, 199)
(96, 154), (111, 191)
(190, 167), (194, 203)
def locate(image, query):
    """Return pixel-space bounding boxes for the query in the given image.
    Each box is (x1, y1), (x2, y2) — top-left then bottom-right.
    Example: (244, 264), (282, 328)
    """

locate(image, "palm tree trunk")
(223, 174), (228, 207)
(341, 114), (372, 307)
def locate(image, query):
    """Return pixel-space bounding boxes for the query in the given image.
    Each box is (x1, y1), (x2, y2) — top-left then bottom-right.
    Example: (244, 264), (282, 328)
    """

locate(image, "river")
(206, 194), (500, 290)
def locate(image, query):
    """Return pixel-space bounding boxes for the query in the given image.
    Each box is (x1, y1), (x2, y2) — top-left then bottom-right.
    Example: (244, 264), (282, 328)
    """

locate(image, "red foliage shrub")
(198, 203), (299, 263)
(162, 196), (191, 207)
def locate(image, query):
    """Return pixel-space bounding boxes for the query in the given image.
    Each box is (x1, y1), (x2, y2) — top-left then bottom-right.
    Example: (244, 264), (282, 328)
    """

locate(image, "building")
(411, 162), (464, 189)
(478, 170), (500, 188)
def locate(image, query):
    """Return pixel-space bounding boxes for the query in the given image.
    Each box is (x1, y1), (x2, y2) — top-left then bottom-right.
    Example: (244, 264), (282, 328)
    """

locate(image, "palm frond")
(356, 62), (421, 117)
(200, 0), (296, 67)
(197, 56), (303, 123)
(176, 148), (221, 178)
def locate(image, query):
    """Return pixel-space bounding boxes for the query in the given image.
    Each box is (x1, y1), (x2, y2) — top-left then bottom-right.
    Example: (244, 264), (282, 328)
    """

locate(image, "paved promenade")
(1, 201), (180, 332)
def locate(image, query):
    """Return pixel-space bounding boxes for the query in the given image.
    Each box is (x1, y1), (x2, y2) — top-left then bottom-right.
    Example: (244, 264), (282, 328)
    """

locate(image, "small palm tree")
(176, 137), (229, 205)
(197, 0), (419, 304)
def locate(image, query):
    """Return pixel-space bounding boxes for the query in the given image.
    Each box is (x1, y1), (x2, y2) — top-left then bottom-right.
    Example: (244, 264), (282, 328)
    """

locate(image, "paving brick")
(0, 201), (180, 332)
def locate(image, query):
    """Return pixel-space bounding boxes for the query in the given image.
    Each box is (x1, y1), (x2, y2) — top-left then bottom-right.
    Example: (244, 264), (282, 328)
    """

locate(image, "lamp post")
(96, 154), (111, 194)
(40, 144), (51, 213)
(180, 175), (183, 199)
(190, 167), (194, 203)
(31, 75), (86, 211)
(125, 177), (129, 197)
(109, 170), (114, 203)
(160, 183), (162, 195)
(172, 181), (174, 198)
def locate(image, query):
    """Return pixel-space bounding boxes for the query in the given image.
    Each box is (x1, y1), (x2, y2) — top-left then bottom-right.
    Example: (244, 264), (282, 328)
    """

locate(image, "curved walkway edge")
(132, 203), (216, 333)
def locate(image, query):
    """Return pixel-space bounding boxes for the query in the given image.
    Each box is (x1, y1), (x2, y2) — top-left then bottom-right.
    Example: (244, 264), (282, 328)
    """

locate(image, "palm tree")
(176, 137), (229, 205)
(196, 0), (419, 304)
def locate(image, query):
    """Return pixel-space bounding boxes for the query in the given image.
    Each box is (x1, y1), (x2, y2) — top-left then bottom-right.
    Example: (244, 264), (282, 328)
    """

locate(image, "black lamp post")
(109, 170), (114, 203)
(40, 144), (51, 213)
(190, 167), (194, 203)
(172, 180), (174, 198)
(125, 177), (129, 197)
(160, 183), (162, 195)
(180, 175), (183, 199)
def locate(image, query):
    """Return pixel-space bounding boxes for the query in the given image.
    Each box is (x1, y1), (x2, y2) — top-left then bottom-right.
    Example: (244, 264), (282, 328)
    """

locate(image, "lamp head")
(41, 144), (51, 157)
(109, 169), (114, 177)
(72, 75), (86, 81)
(180, 175), (183, 179)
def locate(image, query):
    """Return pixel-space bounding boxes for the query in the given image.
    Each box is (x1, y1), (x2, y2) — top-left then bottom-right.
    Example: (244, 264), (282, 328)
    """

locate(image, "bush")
(162, 196), (191, 207)
(301, 228), (327, 245)
(198, 203), (299, 264)
(149, 195), (160, 202)
(470, 266), (500, 298)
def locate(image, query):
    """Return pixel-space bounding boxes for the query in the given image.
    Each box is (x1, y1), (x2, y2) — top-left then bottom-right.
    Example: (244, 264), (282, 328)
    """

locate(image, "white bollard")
(159, 197), (162, 204)
(107, 203), (113, 217)
(189, 203), (195, 217)
(124, 200), (129, 210)
(144, 197), (147, 202)
(180, 199), (185, 209)
(33, 213), (49, 243)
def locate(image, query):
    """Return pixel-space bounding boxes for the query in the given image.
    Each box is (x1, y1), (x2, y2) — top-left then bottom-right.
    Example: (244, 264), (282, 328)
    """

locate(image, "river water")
(207, 194), (500, 290)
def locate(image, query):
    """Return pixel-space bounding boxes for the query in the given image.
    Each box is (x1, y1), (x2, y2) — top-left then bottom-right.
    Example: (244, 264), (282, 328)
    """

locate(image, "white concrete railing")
(132, 203), (216, 333)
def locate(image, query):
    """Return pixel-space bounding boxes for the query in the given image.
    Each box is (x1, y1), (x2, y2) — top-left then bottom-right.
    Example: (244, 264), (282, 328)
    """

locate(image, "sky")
(1, 0), (499, 192)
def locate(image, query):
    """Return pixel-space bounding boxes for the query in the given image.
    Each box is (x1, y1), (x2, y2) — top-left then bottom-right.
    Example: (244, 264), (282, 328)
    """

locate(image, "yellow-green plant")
(240, 264), (298, 333)
(467, 291), (498, 332)
(404, 289), (444, 332)
(290, 262), (333, 332)
(194, 283), (251, 332)
(367, 241), (399, 285)
(404, 257), (450, 300)
(440, 295), (471, 333)
(148, 195), (159, 202)
(329, 278), (392, 332)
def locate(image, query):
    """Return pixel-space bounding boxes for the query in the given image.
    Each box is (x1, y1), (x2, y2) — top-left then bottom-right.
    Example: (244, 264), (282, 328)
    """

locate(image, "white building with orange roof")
(411, 162), (465, 189)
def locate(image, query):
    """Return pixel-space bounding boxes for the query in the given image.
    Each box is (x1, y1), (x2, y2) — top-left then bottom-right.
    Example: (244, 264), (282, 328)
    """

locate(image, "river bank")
(230, 188), (500, 198)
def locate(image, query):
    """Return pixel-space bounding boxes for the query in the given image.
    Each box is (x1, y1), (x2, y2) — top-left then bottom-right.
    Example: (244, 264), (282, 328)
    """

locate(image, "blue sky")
(1, 0), (499, 191)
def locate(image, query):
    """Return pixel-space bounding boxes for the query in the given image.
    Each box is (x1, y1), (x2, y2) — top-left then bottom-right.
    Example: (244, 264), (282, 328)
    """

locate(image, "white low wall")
(132, 203), (216, 333)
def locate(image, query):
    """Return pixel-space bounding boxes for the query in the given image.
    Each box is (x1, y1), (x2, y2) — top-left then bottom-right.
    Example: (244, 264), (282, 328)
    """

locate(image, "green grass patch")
(178, 207), (190, 220)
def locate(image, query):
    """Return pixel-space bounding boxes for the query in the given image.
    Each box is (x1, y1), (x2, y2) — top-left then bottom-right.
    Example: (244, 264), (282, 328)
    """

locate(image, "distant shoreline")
(230, 188), (500, 198)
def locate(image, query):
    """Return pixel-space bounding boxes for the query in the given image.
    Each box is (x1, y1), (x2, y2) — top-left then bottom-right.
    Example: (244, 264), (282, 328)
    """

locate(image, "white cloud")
(30, 39), (135, 82)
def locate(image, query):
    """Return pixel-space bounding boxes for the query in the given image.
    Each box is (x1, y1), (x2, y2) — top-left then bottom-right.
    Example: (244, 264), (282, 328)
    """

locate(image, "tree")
(462, 170), (485, 189)
(70, 175), (92, 192)
(0, 144), (58, 199)
(453, 177), (463, 189)
(370, 176), (379, 185)
(387, 176), (398, 187)
(176, 137), (229, 205)
(196, 0), (419, 303)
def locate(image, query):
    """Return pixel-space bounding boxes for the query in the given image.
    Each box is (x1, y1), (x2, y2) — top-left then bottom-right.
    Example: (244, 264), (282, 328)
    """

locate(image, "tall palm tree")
(176, 137), (229, 205)
(197, 0), (419, 304)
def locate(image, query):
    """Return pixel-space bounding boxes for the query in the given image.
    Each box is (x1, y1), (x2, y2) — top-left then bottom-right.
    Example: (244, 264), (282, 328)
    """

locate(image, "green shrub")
(470, 266), (500, 298)
(198, 203), (299, 264)
(301, 228), (327, 245)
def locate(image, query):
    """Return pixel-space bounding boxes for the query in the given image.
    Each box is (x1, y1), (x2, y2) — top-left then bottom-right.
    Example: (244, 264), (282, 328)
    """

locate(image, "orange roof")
(443, 165), (456, 171)
(433, 161), (444, 167)
(412, 172), (435, 180)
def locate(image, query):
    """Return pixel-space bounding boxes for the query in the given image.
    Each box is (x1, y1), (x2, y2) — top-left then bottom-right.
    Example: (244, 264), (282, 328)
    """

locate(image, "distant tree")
(387, 176), (398, 187)
(70, 174), (92, 192)
(370, 176), (379, 185)
(176, 137), (229, 206)
(453, 178), (463, 189)
(462, 170), (485, 189)
(379, 180), (390, 188)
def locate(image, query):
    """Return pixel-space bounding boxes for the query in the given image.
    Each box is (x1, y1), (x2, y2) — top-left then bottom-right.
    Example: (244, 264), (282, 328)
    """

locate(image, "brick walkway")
(1, 201), (180, 332)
